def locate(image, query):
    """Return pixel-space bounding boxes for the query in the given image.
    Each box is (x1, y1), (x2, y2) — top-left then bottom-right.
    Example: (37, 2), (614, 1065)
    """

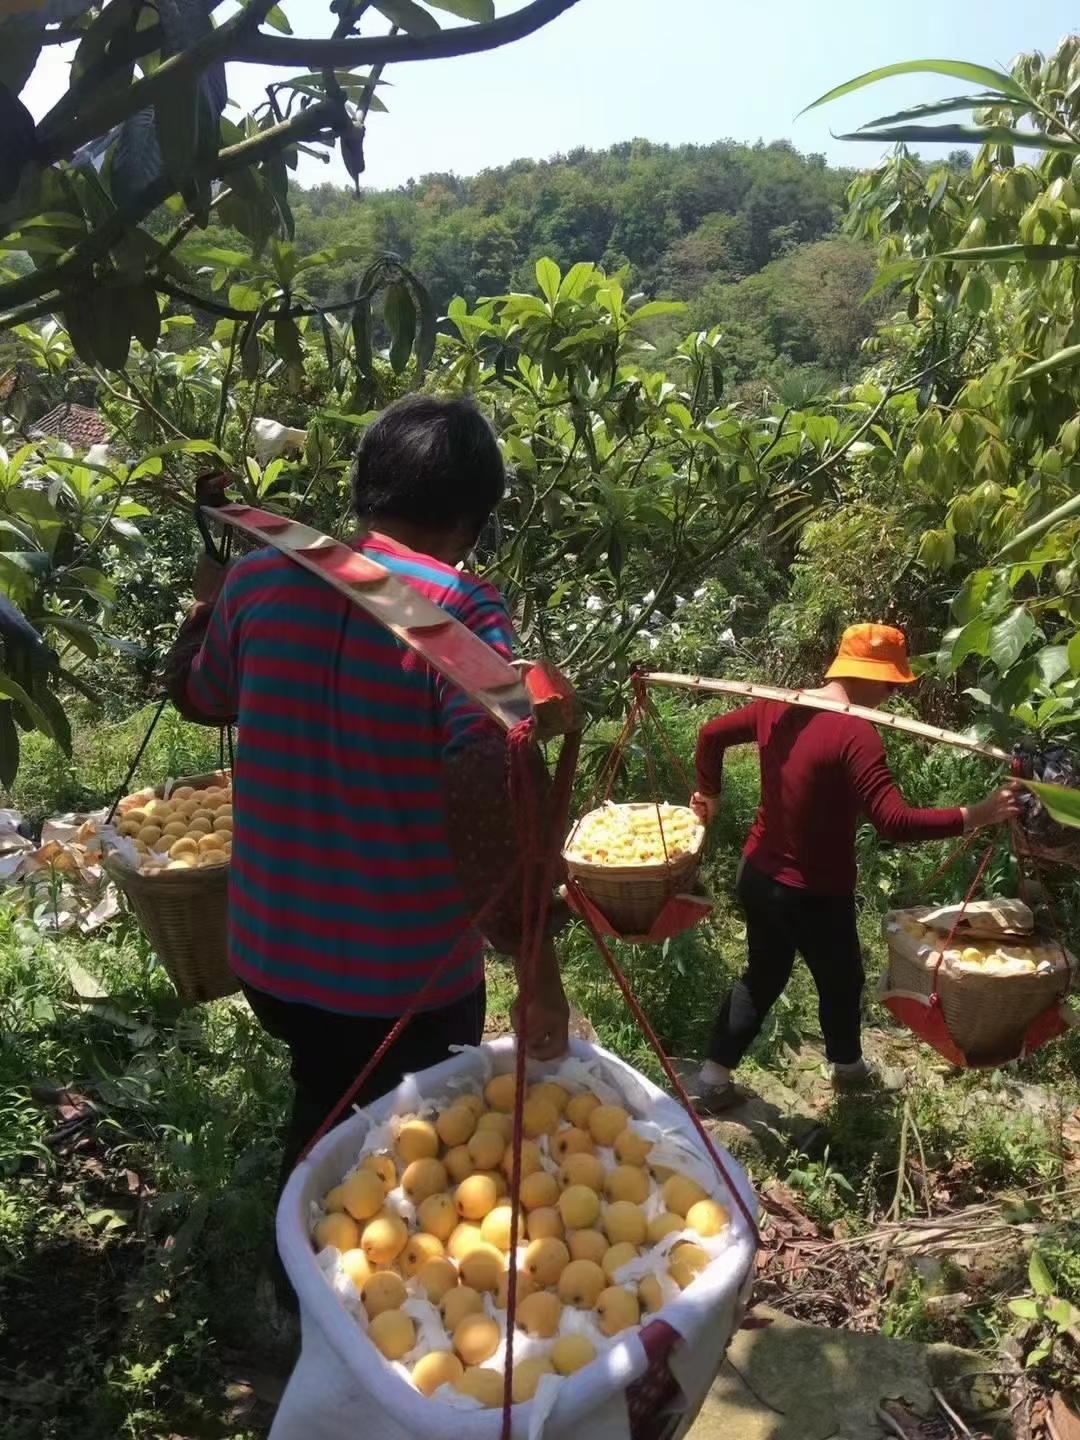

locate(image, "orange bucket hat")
(825, 623), (916, 685)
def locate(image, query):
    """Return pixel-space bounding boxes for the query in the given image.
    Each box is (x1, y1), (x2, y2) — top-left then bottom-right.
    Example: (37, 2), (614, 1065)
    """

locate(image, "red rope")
(567, 878), (760, 1247)
(577, 694), (641, 824)
(500, 721), (581, 1439)
(929, 840), (997, 995)
(633, 674), (695, 797)
(918, 827), (980, 895)
(297, 858), (524, 1162)
(1010, 823), (1075, 990)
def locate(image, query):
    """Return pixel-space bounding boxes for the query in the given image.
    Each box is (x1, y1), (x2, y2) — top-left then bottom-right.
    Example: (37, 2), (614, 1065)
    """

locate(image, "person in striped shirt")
(166, 396), (569, 1194)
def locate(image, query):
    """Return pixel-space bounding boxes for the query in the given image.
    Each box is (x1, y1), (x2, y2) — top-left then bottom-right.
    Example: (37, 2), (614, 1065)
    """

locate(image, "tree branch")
(0, 100), (343, 318)
(155, 279), (364, 322)
(35, 0), (581, 171)
(35, 0), (280, 166)
(232, 0), (583, 66)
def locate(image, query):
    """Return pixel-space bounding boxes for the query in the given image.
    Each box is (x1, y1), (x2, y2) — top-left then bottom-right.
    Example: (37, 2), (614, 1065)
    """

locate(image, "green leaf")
(1036, 645), (1070, 688)
(265, 3), (292, 32)
(139, 438), (232, 464)
(34, 686), (72, 755)
(628, 300), (687, 323)
(0, 673), (48, 736)
(950, 615), (992, 668)
(295, 243), (366, 273)
(61, 288), (99, 368)
(952, 568), (994, 625)
(241, 322), (261, 380)
(111, 108), (164, 212)
(0, 27), (41, 95)
(988, 607), (1035, 671)
(859, 91), (1024, 129)
(1025, 1340), (1051, 1367)
(372, 0), (441, 34)
(961, 271), (991, 315)
(1048, 1298), (1079, 1328)
(1014, 344), (1080, 384)
(1029, 1253), (1055, 1297)
(91, 288), (132, 372)
(840, 124), (1080, 154)
(799, 59), (1029, 115)
(68, 567), (116, 604)
(412, 277), (437, 376)
(1068, 632), (1080, 677)
(127, 280), (162, 352)
(45, 615), (100, 660)
(383, 282), (416, 375)
(425, 0), (494, 15)
(181, 243), (255, 269)
(995, 494), (1080, 558)
(1022, 779), (1080, 831)
(535, 257), (561, 307)
(1008, 1297), (1042, 1320)
(938, 244), (1080, 264)
(273, 314), (304, 372)
(352, 293), (373, 393)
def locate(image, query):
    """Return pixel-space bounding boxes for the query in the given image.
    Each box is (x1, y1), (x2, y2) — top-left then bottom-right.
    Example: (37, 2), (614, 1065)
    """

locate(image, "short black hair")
(350, 394), (506, 537)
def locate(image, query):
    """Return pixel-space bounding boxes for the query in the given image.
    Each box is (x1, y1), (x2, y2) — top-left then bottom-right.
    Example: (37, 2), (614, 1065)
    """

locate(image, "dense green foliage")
(164, 139), (878, 389)
(773, 39), (1080, 746)
(282, 139), (860, 336)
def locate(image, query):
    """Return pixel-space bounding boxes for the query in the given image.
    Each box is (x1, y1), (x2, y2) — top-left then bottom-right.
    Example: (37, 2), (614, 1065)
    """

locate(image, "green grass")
(0, 912), (290, 1440)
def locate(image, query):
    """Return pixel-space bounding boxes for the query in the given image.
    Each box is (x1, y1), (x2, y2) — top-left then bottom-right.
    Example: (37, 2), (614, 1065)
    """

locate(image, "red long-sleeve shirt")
(696, 700), (964, 896)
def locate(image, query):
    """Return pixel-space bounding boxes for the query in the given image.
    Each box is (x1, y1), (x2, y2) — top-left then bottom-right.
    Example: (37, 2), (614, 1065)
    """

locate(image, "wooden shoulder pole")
(642, 671), (1010, 764)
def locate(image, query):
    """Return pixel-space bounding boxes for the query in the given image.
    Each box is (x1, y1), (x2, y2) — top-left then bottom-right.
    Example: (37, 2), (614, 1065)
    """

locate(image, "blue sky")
(22, 0), (1080, 190)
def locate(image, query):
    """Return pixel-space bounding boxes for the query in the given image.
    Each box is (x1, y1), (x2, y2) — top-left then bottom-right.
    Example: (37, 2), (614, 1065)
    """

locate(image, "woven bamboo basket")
(104, 771), (235, 1006)
(883, 910), (1074, 1064)
(563, 803), (705, 936)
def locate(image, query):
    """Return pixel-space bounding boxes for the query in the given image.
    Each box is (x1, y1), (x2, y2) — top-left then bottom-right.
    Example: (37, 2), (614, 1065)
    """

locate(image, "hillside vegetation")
(185, 138), (880, 389)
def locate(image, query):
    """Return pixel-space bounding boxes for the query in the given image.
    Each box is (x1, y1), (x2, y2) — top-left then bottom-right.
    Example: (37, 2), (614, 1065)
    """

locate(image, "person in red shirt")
(688, 623), (1021, 1110)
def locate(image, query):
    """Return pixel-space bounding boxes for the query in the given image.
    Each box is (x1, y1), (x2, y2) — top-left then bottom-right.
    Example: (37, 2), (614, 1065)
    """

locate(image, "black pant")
(708, 860), (864, 1068)
(243, 981), (487, 1196)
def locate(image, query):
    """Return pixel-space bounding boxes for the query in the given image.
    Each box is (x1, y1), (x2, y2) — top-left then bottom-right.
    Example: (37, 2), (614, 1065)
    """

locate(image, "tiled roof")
(27, 403), (108, 450)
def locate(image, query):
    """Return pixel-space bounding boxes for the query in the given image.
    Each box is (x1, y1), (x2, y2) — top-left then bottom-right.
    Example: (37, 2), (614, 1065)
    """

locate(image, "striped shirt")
(186, 534), (515, 1016)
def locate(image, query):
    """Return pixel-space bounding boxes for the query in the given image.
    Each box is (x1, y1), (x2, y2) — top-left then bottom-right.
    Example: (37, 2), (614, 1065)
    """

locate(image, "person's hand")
(962, 780), (1025, 831)
(690, 791), (719, 826)
(510, 974), (570, 1062)
(193, 554), (234, 605)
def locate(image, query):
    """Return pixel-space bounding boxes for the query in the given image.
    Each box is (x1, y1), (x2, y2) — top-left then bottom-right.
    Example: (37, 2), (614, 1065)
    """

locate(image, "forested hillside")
(201, 139), (879, 385)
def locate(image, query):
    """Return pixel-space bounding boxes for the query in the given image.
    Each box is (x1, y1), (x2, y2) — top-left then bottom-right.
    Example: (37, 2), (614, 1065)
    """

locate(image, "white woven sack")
(272, 1035), (757, 1440)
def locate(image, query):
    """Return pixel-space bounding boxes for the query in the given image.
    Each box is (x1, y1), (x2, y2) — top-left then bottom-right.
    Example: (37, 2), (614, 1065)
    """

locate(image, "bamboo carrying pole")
(642, 671), (1011, 765)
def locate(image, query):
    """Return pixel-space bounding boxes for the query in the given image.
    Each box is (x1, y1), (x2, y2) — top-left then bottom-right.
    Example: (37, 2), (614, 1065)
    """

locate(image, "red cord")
(1010, 823), (1074, 992)
(500, 722), (581, 1439)
(633, 674), (695, 797)
(567, 879), (760, 1247)
(919, 827), (980, 894)
(929, 840), (997, 995)
(297, 857), (524, 1162)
